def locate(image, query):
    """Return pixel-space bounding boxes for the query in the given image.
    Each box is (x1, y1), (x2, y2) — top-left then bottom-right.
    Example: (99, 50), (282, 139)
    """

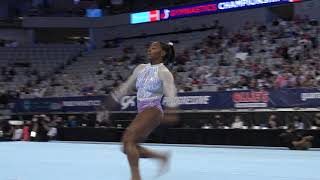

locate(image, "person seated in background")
(52, 115), (65, 128)
(0, 128), (3, 139)
(95, 107), (113, 127)
(311, 113), (320, 129)
(66, 115), (79, 128)
(267, 114), (279, 129)
(292, 115), (305, 129)
(231, 115), (244, 129)
(80, 113), (95, 127)
(280, 123), (314, 150)
(11, 125), (23, 141)
(201, 120), (213, 129)
(213, 114), (224, 129)
(22, 120), (33, 141)
(30, 115), (50, 142)
(47, 121), (58, 140)
(81, 84), (95, 96)
(0, 119), (12, 140)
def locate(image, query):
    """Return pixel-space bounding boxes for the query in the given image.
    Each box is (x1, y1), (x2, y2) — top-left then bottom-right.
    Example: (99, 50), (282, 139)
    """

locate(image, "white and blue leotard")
(111, 63), (177, 112)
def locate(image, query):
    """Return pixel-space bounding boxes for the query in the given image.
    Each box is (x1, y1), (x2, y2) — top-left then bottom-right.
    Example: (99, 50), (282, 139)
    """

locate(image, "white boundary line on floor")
(50, 141), (320, 151)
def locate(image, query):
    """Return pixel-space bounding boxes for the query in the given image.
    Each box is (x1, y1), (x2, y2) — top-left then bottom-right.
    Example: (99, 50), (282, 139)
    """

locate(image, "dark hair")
(159, 42), (175, 65)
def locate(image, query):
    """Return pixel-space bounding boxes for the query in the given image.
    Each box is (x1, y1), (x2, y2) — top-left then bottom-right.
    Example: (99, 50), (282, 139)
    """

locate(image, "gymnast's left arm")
(160, 69), (179, 124)
(101, 64), (144, 111)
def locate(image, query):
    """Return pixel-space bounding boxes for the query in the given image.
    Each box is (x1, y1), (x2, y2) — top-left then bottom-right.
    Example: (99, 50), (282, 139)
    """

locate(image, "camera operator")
(0, 119), (11, 140)
(280, 123), (314, 150)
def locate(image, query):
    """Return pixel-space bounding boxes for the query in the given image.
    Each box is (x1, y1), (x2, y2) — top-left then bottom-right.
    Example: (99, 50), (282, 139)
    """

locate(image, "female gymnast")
(106, 41), (178, 180)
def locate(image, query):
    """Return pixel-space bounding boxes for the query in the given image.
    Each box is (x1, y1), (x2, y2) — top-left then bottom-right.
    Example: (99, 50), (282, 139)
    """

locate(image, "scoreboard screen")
(130, 0), (306, 24)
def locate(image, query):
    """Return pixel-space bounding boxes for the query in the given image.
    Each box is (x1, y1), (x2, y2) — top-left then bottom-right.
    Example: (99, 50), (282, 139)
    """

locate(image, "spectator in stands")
(201, 120), (213, 129)
(11, 124), (23, 141)
(96, 61), (105, 75)
(213, 114), (224, 129)
(218, 55), (230, 66)
(30, 115), (50, 142)
(81, 84), (95, 96)
(280, 123), (314, 150)
(0, 91), (10, 106)
(2, 17), (320, 97)
(79, 113), (95, 127)
(176, 49), (190, 65)
(32, 87), (46, 98)
(66, 115), (79, 128)
(311, 113), (320, 129)
(0, 126), (3, 140)
(292, 116), (305, 129)
(96, 107), (112, 127)
(0, 119), (11, 140)
(231, 115), (244, 129)
(131, 54), (145, 65)
(52, 115), (65, 128)
(274, 73), (289, 89)
(47, 120), (58, 140)
(267, 114), (279, 129)
(22, 120), (32, 141)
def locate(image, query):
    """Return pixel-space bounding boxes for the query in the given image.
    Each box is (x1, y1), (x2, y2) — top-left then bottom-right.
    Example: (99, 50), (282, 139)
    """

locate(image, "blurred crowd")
(198, 113), (320, 130)
(1, 111), (319, 151)
(1, 112), (319, 142)
(0, 17), (319, 98)
(0, 110), (115, 141)
(0, 44), (84, 99)
(0, 114), (60, 142)
(0, 64), (46, 99)
(43, 17), (320, 97)
(167, 16), (320, 92)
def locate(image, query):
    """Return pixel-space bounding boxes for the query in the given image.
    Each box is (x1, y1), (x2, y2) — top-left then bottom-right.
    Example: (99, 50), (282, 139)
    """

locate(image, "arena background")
(0, 0), (320, 146)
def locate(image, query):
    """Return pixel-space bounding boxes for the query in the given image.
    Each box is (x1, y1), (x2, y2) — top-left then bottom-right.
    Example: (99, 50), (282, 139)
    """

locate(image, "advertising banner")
(130, 0), (306, 24)
(11, 88), (320, 113)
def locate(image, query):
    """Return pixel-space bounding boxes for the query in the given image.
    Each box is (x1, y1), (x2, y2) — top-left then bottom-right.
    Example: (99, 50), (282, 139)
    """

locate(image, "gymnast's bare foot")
(156, 152), (171, 177)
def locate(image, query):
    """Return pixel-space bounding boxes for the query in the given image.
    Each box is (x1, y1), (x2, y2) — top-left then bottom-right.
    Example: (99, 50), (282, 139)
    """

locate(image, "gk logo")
(121, 96), (136, 110)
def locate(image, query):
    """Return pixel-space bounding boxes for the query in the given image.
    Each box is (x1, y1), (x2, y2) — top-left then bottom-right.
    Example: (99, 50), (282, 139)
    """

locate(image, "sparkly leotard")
(111, 63), (177, 113)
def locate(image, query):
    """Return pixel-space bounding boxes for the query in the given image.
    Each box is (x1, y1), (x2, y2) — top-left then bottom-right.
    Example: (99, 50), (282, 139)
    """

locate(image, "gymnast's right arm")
(102, 64), (143, 110)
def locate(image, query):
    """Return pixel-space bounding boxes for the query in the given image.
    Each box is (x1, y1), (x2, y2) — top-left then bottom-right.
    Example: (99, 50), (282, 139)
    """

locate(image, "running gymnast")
(104, 41), (178, 180)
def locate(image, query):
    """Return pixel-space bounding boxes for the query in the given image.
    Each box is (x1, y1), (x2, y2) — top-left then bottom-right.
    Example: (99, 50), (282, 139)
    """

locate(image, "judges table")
(57, 128), (320, 148)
